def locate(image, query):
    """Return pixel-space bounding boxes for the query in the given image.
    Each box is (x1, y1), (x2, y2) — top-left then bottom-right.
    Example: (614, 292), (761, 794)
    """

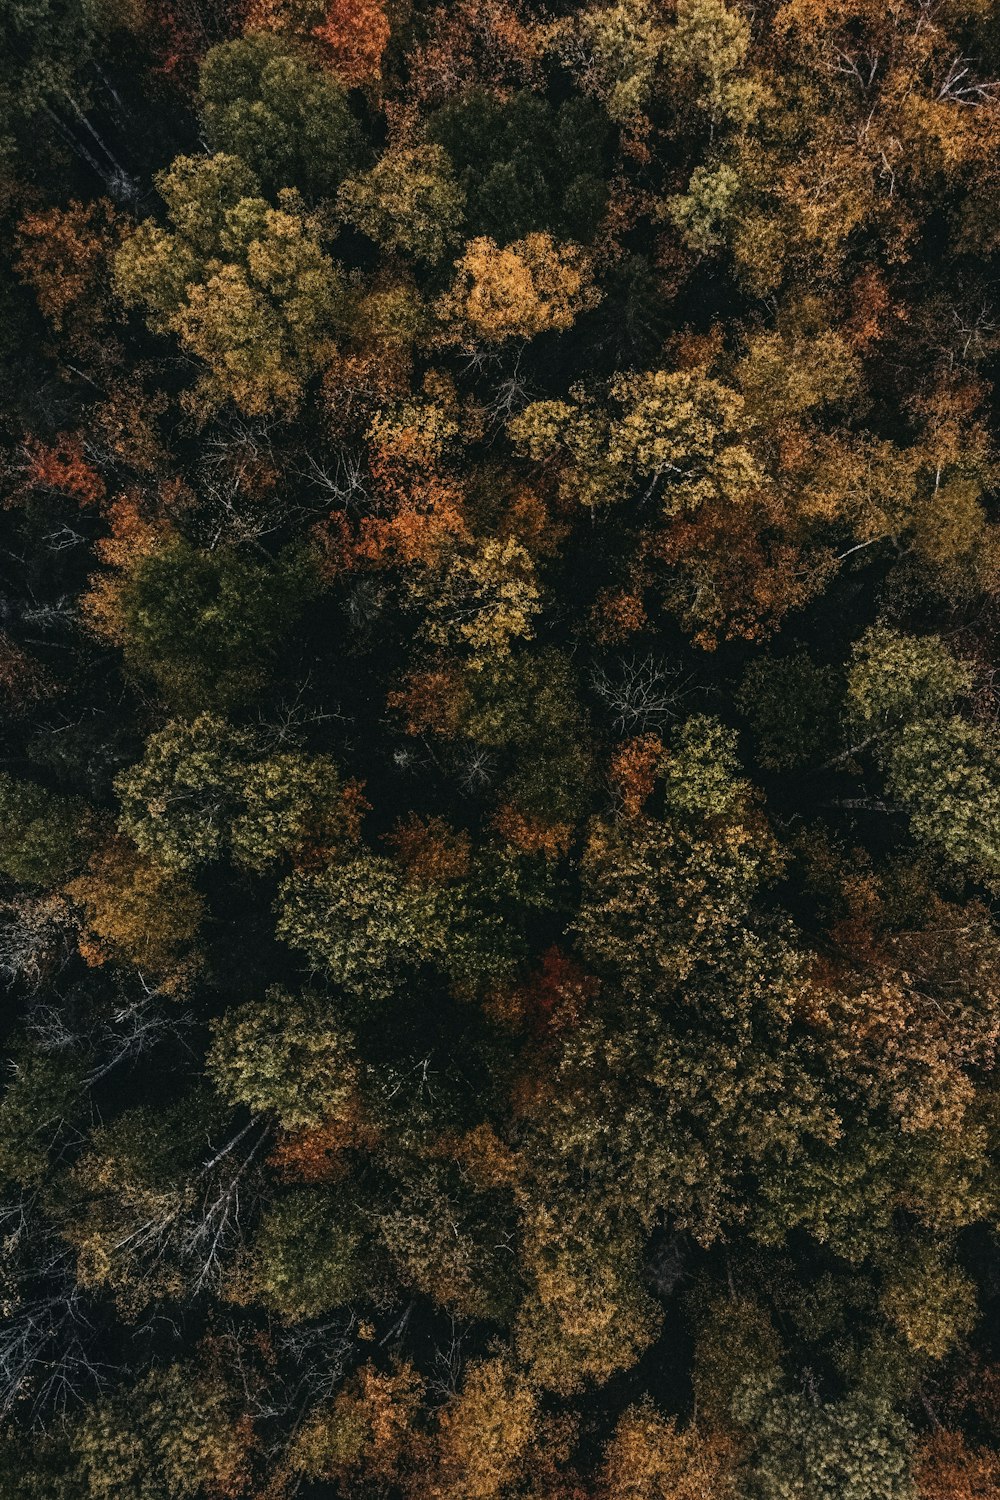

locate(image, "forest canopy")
(2, 0), (1000, 1496)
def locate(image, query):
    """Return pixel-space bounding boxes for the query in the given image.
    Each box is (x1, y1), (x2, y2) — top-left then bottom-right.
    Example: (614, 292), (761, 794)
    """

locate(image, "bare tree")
(0, 895), (75, 989)
(0, 1202), (109, 1423)
(275, 1314), (356, 1409)
(25, 978), (194, 1084)
(102, 1120), (271, 1303)
(590, 654), (689, 734)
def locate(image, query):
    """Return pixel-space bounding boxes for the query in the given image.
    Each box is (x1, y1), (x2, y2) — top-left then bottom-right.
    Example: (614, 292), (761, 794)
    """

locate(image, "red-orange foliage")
(268, 1119), (349, 1183)
(590, 588), (649, 645)
(284, 777), (370, 873)
(404, 0), (541, 108)
(386, 665), (471, 738)
(20, 433), (105, 507)
(337, 778), (371, 843)
(268, 1099), (379, 1183)
(15, 199), (121, 337)
(497, 485), (569, 560)
(314, 482), (468, 576)
(843, 267), (894, 352)
(653, 498), (835, 649)
(609, 734), (664, 820)
(81, 493), (175, 646)
(311, 0), (390, 85)
(916, 1430), (1000, 1500)
(505, 946), (597, 1037)
(492, 804), (573, 860)
(385, 814), (471, 885)
(366, 484), (469, 568)
(91, 381), (169, 475)
(94, 491), (173, 568)
(314, 398), (472, 577)
(148, 0), (244, 84)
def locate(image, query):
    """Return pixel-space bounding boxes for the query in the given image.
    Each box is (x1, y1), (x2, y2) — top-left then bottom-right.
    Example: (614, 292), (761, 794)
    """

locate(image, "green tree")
(667, 0), (759, 128)
(376, 1158), (516, 1320)
(207, 987), (357, 1129)
(275, 849), (446, 998)
(549, 0), (671, 125)
(107, 537), (320, 709)
(0, 773), (95, 886)
(198, 34), (362, 198)
(845, 628), (972, 743)
(887, 716), (1000, 886)
(248, 1187), (370, 1319)
(0, 0), (95, 167)
(115, 714), (257, 871)
(426, 89), (610, 242)
(510, 369), (758, 512)
(666, 161), (742, 253)
(116, 715), (346, 872)
(0, 1043), (90, 1187)
(734, 1384), (916, 1500)
(737, 651), (840, 771)
(73, 1361), (250, 1500)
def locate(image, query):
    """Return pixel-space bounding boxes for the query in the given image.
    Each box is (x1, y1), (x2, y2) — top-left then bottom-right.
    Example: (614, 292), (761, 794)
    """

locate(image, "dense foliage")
(2, 0), (1000, 1494)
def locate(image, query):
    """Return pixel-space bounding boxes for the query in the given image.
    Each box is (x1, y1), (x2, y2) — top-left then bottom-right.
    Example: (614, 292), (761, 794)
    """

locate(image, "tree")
(0, 0), (96, 168)
(338, 145), (465, 263)
(229, 749), (349, 869)
(309, 0), (390, 85)
(845, 628), (972, 743)
(375, 1157), (516, 1319)
(915, 1430), (1000, 1500)
(426, 88), (610, 242)
(291, 1362), (425, 1490)
(666, 161), (743, 254)
(548, 0), (671, 127)
(66, 838), (204, 980)
(115, 714), (257, 871)
(430, 1358), (539, 1500)
(877, 1243), (977, 1362)
(411, 536), (542, 665)
(73, 1361), (252, 1500)
(887, 716), (1000, 887)
(667, 0), (759, 129)
(733, 1384), (916, 1500)
(602, 1402), (741, 1500)
(114, 154), (348, 414)
(275, 849), (447, 997)
(247, 1186), (370, 1318)
(0, 773), (96, 887)
(515, 1198), (662, 1394)
(14, 198), (123, 349)
(510, 368), (758, 512)
(198, 34), (362, 198)
(0, 1043), (90, 1188)
(207, 987), (357, 1129)
(116, 714), (349, 872)
(840, 628), (1000, 883)
(246, 0), (391, 87)
(737, 651), (840, 771)
(63, 1093), (265, 1311)
(436, 234), (601, 345)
